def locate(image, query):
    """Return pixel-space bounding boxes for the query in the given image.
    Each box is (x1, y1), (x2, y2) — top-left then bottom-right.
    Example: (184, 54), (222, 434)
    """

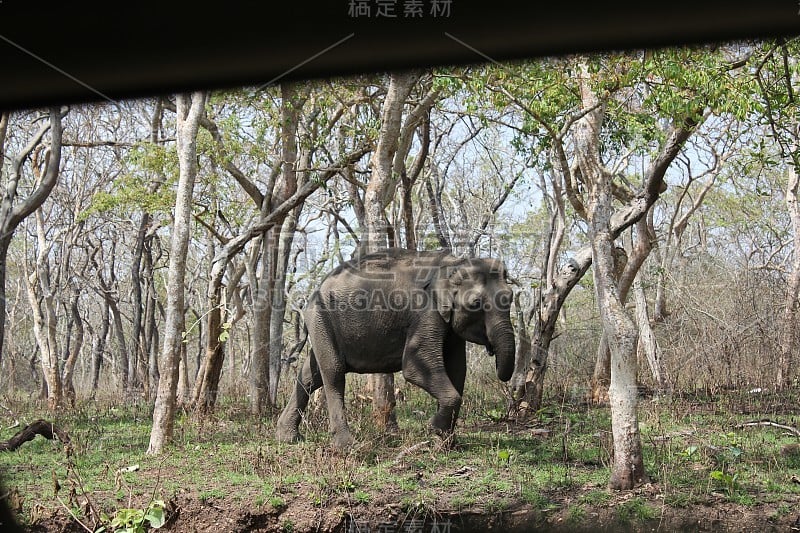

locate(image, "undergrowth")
(1, 378), (799, 531)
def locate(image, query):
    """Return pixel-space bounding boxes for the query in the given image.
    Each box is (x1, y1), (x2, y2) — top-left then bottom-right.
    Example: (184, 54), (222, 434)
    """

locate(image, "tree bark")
(632, 276), (667, 391)
(90, 295), (111, 397)
(132, 99), (164, 394)
(148, 91), (206, 455)
(0, 419), (70, 451)
(61, 287), (84, 404)
(778, 163), (800, 389)
(592, 221), (648, 489)
(0, 236), (11, 391)
(109, 297), (129, 391)
(143, 236), (160, 396)
(362, 72), (417, 253)
(268, 208), (299, 405)
(249, 235), (273, 414)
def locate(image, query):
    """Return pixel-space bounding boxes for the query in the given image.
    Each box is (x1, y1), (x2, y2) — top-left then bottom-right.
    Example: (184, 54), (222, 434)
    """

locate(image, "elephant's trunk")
(486, 317), (515, 382)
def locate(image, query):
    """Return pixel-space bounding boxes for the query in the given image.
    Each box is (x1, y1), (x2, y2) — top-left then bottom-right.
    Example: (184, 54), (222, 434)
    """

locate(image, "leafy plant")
(97, 499), (166, 533)
(679, 446), (699, 459)
(710, 470), (740, 495)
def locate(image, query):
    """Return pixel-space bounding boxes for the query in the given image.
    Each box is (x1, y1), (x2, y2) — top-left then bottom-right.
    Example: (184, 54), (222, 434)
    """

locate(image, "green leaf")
(144, 506), (165, 528)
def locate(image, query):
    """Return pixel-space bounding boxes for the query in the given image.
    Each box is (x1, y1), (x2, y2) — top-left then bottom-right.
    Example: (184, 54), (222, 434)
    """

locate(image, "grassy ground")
(2, 376), (800, 532)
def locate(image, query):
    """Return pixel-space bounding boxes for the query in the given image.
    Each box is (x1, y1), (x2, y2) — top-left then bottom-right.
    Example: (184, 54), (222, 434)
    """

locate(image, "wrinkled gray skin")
(276, 249), (516, 449)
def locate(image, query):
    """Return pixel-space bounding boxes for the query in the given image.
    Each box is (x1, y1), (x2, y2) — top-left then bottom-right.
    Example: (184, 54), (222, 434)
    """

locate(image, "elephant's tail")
(283, 327), (309, 365)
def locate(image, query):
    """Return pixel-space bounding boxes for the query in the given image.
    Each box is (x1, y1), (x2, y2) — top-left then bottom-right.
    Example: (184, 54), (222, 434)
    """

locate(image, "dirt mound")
(24, 492), (800, 533)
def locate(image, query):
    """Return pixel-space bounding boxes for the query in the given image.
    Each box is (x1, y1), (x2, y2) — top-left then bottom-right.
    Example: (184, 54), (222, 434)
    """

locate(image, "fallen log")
(0, 419), (70, 452)
(735, 419), (800, 437)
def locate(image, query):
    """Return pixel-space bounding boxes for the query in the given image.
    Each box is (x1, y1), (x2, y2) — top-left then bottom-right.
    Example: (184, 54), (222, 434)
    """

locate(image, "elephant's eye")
(449, 270), (464, 285)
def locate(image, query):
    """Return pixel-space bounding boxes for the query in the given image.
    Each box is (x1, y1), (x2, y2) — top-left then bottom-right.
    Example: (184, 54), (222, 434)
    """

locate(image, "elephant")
(275, 248), (516, 449)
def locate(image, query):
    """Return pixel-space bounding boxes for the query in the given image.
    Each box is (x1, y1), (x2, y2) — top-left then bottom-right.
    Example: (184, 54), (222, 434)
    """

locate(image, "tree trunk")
(148, 91), (206, 455)
(177, 340), (190, 405)
(632, 276), (667, 391)
(425, 173), (451, 249)
(268, 209), (299, 405)
(249, 234), (273, 415)
(590, 218), (653, 403)
(778, 163), (800, 389)
(192, 282), (225, 414)
(62, 288), (84, 404)
(362, 72), (417, 429)
(592, 225), (647, 489)
(511, 176), (571, 414)
(27, 210), (63, 410)
(108, 298), (129, 391)
(143, 239), (160, 396)
(577, 63), (646, 489)
(512, 249), (592, 414)
(0, 236), (10, 391)
(90, 296), (111, 397)
(266, 84), (302, 406)
(192, 146), (359, 415)
(130, 214), (150, 391)
(132, 100), (164, 393)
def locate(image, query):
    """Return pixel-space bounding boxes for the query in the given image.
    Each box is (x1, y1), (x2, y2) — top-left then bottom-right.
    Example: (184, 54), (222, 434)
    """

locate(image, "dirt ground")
(23, 480), (800, 532)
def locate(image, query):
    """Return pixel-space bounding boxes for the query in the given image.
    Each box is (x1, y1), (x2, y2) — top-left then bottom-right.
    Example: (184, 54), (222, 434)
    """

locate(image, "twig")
(393, 441), (430, 464)
(0, 403), (19, 429)
(736, 419), (800, 437)
(55, 495), (93, 533)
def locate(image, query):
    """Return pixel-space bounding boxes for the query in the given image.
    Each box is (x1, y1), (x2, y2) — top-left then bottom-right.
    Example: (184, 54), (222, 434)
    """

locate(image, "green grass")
(2, 385), (800, 531)
(615, 497), (657, 522)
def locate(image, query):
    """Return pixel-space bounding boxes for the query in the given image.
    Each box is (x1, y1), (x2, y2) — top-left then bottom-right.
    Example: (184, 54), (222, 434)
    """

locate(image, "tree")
(0, 108), (64, 387)
(753, 38), (800, 389)
(148, 91), (207, 455)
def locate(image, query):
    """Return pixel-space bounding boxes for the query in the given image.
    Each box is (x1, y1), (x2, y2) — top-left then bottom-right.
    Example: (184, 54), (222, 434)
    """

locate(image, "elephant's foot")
(331, 429), (355, 450)
(275, 412), (303, 444)
(430, 426), (459, 450)
(430, 412), (457, 435)
(276, 424), (304, 443)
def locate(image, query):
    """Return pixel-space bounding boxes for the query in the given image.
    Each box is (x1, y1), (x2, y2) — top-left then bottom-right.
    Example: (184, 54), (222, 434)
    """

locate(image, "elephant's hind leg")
(305, 325), (354, 449)
(276, 349), (323, 443)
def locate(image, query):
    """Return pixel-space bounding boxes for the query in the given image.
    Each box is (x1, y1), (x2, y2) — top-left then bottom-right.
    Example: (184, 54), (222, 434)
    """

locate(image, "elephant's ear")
(436, 289), (454, 323)
(428, 262), (466, 324)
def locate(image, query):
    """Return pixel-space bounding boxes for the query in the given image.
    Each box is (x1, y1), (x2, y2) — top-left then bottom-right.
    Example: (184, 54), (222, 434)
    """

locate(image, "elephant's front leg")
(439, 332), (467, 432)
(321, 370), (354, 449)
(402, 340), (462, 438)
